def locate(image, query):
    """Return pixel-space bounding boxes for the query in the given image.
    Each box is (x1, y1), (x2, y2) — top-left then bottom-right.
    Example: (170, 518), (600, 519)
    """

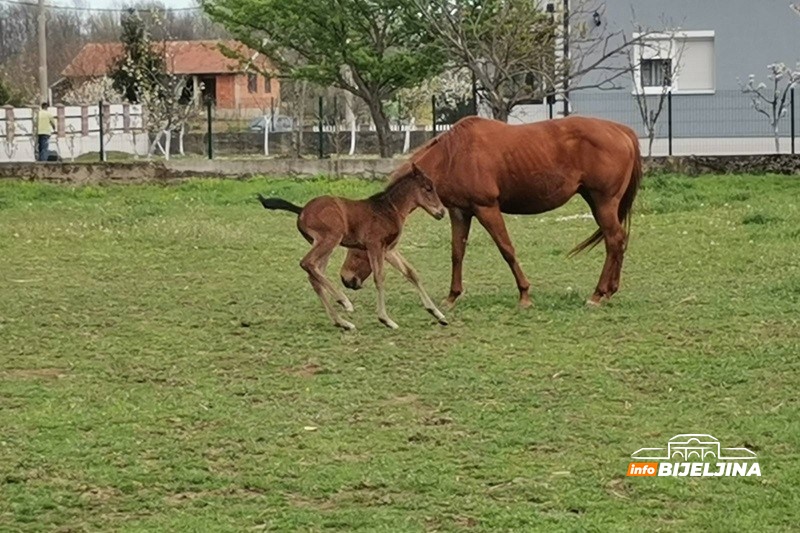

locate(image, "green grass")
(1, 174), (799, 532)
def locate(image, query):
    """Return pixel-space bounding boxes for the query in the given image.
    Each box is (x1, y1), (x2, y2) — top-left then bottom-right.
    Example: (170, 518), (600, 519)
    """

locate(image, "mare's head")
(340, 164), (444, 290)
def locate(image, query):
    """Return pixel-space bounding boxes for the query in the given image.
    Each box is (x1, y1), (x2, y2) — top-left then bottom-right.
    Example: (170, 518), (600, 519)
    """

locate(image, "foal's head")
(392, 164), (446, 220)
(341, 165), (445, 290)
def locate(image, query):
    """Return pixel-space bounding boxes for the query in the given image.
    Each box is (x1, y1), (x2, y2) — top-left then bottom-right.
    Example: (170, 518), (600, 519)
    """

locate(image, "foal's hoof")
(427, 308), (448, 326)
(585, 298), (602, 307)
(338, 299), (355, 313)
(518, 298), (533, 309)
(379, 317), (399, 330)
(336, 320), (356, 331)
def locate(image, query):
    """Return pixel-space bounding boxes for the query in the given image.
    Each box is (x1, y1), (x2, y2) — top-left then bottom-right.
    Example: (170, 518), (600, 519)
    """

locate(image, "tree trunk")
(648, 130), (656, 157)
(366, 97), (392, 158)
(774, 123), (780, 153)
(164, 130), (172, 161)
(486, 91), (510, 122)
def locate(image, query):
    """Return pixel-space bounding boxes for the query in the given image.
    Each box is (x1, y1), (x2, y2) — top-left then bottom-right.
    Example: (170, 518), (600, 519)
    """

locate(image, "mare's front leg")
(386, 250), (448, 325)
(473, 205), (532, 308)
(367, 247), (398, 329)
(446, 208), (473, 308)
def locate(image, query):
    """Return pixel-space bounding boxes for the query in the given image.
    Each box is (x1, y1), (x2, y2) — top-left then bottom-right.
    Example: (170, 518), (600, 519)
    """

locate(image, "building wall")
(578, 0), (800, 92)
(215, 75), (236, 109)
(232, 73), (280, 113)
(561, 0), (800, 141)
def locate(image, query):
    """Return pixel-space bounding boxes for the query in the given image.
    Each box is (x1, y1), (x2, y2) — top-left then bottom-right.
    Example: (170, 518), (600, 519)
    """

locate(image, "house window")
(247, 73), (258, 93)
(634, 31), (715, 94)
(641, 59), (672, 88)
(264, 75), (271, 94)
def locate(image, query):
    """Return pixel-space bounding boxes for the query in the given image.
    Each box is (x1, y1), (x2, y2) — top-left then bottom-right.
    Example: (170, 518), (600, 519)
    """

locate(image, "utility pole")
(38, 0), (48, 103)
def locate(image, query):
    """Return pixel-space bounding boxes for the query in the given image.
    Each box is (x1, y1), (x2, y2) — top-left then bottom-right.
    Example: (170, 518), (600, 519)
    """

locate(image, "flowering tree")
(111, 9), (201, 160)
(397, 68), (473, 125)
(62, 76), (126, 105)
(740, 63), (800, 153)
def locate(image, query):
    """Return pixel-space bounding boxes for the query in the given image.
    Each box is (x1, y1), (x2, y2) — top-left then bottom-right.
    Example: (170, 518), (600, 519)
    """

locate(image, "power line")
(0, 0), (201, 12)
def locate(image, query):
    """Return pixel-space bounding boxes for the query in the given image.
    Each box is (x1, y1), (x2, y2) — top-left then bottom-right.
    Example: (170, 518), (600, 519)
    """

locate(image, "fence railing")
(5, 87), (797, 162)
(0, 103), (148, 162)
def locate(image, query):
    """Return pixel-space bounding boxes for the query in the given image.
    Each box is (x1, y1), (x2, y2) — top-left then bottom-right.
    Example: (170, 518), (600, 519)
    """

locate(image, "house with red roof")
(60, 40), (279, 117)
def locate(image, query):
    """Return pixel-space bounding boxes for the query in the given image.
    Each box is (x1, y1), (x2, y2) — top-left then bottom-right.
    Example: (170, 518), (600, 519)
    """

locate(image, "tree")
(629, 27), (685, 156)
(202, 0), (445, 157)
(109, 9), (201, 160)
(413, 0), (651, 121)
(739, 63), (800, 153)
(111, 9), (166, 104)
(0, 76), (15, 106)
(62, 76), (126, 105)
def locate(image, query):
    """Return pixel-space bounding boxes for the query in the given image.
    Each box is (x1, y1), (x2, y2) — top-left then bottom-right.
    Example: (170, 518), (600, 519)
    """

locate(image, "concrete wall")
(2, 155), (800, 185)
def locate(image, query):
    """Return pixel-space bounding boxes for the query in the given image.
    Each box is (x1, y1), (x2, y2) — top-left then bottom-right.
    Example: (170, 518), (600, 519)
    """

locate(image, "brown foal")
(258, 167), (449, 330)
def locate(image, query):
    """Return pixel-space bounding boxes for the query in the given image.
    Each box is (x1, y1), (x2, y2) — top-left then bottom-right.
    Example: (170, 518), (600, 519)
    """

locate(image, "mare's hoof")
(379, 317), (399, 330)
(518, 298), (533, 309)
(585, 298), (602, 307)
(339, 300), (355, 313)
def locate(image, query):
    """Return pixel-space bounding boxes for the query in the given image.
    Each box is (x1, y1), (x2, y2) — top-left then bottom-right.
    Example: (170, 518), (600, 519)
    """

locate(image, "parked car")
(248, 115), (294, 133)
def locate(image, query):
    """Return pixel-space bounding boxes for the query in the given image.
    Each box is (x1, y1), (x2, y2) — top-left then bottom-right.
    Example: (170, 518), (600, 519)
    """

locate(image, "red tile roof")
(62, 40), (273, 78)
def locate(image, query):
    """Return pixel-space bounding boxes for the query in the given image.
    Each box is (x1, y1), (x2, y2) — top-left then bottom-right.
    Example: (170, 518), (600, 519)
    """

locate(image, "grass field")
(1, 174), (799, 532)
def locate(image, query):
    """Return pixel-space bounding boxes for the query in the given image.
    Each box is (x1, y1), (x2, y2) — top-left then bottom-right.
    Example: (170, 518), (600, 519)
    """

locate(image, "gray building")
(511, 0), (800, 154)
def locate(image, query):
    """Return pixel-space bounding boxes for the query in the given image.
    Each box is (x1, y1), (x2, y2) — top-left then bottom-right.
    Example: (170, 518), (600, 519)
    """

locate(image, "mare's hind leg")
(300, 240), (355, 330)
(446, 208), (473, 308)
(587, 198), (625, 305)
(473, 205), (532, 308)
(386, 250), (448, 325)
(367, 247), (398, 329)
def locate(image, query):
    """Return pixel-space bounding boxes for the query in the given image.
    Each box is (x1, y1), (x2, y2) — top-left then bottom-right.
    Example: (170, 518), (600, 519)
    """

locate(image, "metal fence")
(569, 89), (798, 156)
(189, 87), (798, 160)
(33, 87), (794, 162)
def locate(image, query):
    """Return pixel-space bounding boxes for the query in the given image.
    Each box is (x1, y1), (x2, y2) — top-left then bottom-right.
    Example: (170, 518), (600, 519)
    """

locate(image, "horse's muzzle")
(434, 208), (446, 220)
(341, 275), (363, 290)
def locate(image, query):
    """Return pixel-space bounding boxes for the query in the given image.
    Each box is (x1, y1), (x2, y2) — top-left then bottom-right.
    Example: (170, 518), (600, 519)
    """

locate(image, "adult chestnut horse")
(340, 115), (642, 307)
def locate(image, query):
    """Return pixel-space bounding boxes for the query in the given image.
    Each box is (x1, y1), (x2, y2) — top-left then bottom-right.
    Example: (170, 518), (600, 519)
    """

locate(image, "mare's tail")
(568, 134), (642, 256)
(257, 193), (303, 215)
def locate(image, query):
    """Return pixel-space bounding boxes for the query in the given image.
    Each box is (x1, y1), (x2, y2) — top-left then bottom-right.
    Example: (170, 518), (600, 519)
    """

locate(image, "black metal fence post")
(318, 96), (324, 159)
(206, 99), (213, 160)
(98, 100), (105, 162)
(667, 90), (673, 156)
(431, 95), (437, 138)
(471, 71), (478, 116)
(790, 87), (797, 155)
(548, 94), (554, 120)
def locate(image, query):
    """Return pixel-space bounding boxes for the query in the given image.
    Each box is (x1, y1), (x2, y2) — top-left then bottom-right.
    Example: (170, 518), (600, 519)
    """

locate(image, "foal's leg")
(445, 208), (473, 308)
(300, 240), (356, 330)
(386, 250), (448, 325)
(318, 254), (354, 312)
(367, 247), (398, 329)
(588, 199), (625, 305)
(473, 205), (532, 308)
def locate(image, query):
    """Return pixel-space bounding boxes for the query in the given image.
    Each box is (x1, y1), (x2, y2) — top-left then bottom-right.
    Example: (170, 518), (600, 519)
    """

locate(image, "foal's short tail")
(569, 139), (642, 256)
(257, 193), (303, 215)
